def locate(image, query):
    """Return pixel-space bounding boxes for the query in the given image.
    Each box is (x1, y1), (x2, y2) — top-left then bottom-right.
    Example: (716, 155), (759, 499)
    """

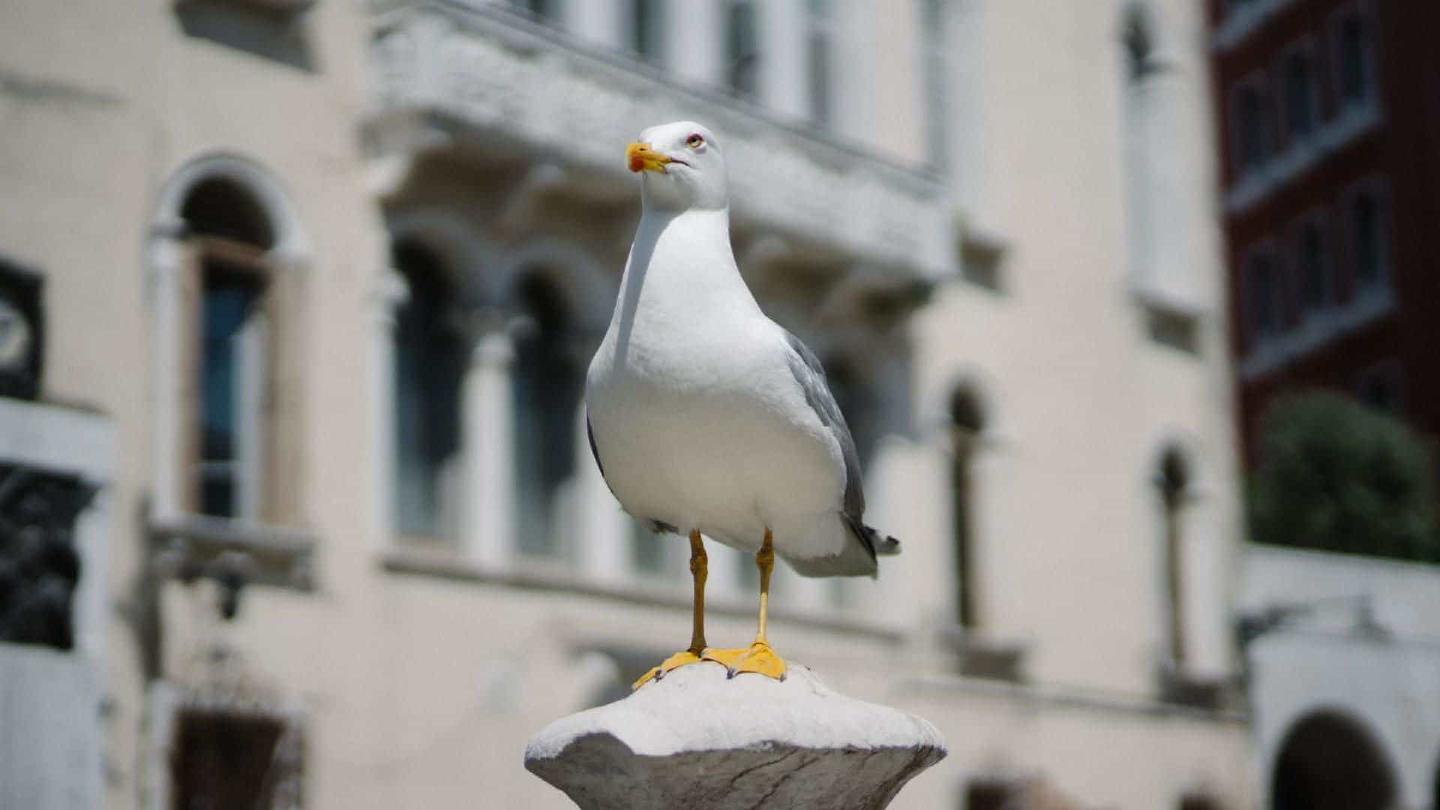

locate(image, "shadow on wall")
(175, 0), (316, 73)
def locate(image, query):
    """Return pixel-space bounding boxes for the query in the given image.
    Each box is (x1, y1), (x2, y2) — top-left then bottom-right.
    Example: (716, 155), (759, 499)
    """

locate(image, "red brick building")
(1209, 0), (1440, 464)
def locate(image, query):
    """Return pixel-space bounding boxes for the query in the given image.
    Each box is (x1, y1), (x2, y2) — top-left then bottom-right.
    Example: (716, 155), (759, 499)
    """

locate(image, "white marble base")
(524, 662), (945, 809)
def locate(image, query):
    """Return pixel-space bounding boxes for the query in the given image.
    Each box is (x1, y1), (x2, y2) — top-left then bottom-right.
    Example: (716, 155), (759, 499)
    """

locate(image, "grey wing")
(781, 330), (865, 518)
(781, 330), (900, 572)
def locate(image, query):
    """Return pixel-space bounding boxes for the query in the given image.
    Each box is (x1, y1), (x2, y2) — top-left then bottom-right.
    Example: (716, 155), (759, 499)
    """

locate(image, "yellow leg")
(704, 529), (787, 680)
(633, 531), (710, 689)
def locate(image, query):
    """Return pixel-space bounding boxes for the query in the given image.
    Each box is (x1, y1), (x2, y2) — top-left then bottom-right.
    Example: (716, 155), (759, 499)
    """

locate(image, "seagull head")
(626, 121), (728, 212)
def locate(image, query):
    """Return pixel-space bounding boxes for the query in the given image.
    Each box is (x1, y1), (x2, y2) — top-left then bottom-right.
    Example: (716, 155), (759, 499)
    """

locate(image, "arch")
(384, 208), (496, 302)
(495, 238), (617, 335)
(146, 153), (310, 523)
(510, 269), (587, 558)
(152, 152), (309, 260)
(389, 238), (468, 541)
(1271, 710), (1398, 810)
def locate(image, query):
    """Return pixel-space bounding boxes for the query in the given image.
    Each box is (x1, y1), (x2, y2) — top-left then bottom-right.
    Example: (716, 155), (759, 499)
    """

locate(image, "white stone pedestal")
(524, 662), (946, 809)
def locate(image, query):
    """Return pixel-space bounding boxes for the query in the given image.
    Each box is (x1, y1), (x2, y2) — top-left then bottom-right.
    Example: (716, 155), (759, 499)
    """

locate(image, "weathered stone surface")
(524, 662), (945, 810)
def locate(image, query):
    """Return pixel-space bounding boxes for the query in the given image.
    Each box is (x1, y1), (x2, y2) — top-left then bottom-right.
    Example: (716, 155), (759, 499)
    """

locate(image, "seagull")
(585, 121), (899, 688)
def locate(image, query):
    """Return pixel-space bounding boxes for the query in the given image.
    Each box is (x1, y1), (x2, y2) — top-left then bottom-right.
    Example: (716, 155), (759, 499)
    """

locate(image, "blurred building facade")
(1209, 2), (1440, 808)
(1210, 0), (1440, 462)
(1, 0), (1250, 808)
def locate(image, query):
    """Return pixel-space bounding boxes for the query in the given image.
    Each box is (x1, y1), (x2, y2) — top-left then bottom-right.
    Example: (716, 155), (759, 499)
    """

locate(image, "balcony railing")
(366, 0), (948, 279)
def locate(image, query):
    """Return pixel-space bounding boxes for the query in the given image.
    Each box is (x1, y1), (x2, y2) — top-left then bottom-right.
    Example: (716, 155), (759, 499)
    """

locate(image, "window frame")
(1286, 208), (1334, 320)
(723, 0), (760, 99)
(1276, 36), (1321, 148)
(1241, 240), (1283, 349)
(628, 0), (663, 66)
(178, 236), (282, 525)
(1340, 176), (1392, 295)
(389, 249), (469, 547)
(1229, 71), (1273, 179)
(1328, 0), (1379, 113)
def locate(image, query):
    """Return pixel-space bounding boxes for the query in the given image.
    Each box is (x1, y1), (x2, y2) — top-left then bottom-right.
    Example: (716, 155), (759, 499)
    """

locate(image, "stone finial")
(524, 662), (945, 810)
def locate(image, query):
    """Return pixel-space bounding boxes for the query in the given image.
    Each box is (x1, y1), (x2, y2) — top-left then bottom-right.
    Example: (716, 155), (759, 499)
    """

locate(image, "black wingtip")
(875, 534), (901, 556)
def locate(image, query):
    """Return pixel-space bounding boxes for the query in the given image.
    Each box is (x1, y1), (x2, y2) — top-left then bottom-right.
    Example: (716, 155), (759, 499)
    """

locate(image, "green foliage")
(1248, 392), (1440, 563)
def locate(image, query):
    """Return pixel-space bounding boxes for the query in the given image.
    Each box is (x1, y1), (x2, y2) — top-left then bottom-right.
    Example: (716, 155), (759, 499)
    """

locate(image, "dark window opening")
(725, 0), (759, 98)
(1157, 447), (1190, 665)
(950, 388), (985, 629)
(1272, 711), (1397, 810)
(631, 0), (661, 64)
(198, 263), (266, 519)
(181, 178), (276, 251)
(1246, 251), (1280, 343)
(1297, 220), (1330, 312)
(1283, 50), (1316, 141)
(170, 709), (301, 810)
(1351, 191), (1385, 288)
(392, 242), (466, 540)
(512, 273), (584, 558)
(1234, 83), (1269, 174)
(1336, 10), (1372, 107)
(965, 779), (1020, 810)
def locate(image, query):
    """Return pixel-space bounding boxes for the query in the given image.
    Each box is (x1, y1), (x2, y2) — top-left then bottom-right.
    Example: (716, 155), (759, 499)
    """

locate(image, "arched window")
(1272, 711), (1397, 810)
(950, 387), (985, 628)
(391, 241), (466, 541)
(511, 272), (585, 558)
(1156, 446), (1190, 665)
(179, 178), (282, 521)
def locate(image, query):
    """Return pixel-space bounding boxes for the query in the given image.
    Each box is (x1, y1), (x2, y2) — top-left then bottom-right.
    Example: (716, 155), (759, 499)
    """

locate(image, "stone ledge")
(525, 662), (945, 810)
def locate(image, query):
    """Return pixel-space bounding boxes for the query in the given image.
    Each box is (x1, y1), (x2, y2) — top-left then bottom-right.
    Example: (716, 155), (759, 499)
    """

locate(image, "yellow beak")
(627, 142), (672, 174)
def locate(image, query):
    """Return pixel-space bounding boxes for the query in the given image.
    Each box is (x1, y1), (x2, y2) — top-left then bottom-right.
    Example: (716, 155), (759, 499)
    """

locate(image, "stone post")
(525, 663), (945, 809)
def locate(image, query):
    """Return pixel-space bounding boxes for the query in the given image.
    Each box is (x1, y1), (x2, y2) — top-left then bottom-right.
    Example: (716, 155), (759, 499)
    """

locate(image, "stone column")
(758, 0), (808, 119)
(565, 0), (624, 50)
(146, 222), (186, 523)
(462, 326), (516, 570)
(668, 0), (723, 86)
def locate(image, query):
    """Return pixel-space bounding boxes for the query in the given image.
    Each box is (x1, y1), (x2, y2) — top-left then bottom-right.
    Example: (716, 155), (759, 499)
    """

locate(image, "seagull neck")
(622, 206), (758, 313)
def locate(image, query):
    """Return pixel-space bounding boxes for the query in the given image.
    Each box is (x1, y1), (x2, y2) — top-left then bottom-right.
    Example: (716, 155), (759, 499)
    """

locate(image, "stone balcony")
(365, 0), (949, 281)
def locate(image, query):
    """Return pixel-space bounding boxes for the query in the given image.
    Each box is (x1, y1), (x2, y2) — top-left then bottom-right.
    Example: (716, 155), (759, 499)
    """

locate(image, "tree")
(1249, 392), (1440, 562)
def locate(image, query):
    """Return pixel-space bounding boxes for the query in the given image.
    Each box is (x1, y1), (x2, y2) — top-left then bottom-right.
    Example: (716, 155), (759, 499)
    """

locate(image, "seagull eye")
(686, 133), (705, 149)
